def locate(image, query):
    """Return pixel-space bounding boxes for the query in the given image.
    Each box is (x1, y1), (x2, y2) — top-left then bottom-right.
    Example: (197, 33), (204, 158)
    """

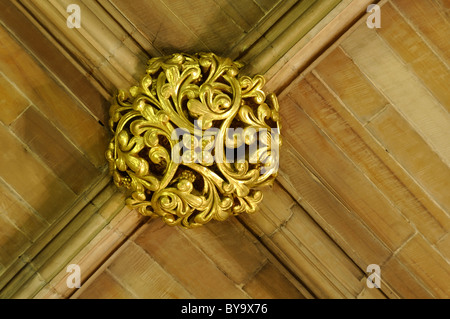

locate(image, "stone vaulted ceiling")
(0, 0), (449, 299)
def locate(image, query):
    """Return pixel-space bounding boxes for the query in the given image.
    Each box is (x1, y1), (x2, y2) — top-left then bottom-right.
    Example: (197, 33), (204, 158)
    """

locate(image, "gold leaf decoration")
(106, 52), (281, 228)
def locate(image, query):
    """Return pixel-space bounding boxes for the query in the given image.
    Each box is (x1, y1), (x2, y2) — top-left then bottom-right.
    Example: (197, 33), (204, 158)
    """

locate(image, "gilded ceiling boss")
(106, 53), (281, 228)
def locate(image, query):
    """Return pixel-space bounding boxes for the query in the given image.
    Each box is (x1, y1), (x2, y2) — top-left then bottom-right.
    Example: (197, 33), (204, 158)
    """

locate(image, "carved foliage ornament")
(106, 53), (281, 228)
